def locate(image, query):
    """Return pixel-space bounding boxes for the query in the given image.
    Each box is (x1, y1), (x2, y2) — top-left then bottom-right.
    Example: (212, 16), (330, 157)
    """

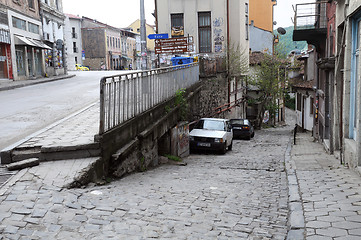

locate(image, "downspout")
(227, 0), (231, 105)
(336, 0), (350, 164)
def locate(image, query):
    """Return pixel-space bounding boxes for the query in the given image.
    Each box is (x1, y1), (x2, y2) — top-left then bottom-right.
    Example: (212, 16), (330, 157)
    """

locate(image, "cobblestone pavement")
(290, 133), (361, 240)
(0, 124), (292, 239)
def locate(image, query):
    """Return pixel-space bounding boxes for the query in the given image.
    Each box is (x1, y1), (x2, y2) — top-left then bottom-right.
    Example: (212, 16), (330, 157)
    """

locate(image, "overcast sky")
(274, 0), (310, 29)
(62, 0), (305, 30)
(62, 0), (156, 28)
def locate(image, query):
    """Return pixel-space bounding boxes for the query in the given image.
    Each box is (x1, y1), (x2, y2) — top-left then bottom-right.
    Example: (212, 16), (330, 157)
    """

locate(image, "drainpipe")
(227, 0), (231, 105)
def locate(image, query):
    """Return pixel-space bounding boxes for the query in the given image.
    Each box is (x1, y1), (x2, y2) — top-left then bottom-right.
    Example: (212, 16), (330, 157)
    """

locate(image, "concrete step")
(9, 143), (100, 163)
(7, 158), (40, 171)
(11, 147), (41, 163)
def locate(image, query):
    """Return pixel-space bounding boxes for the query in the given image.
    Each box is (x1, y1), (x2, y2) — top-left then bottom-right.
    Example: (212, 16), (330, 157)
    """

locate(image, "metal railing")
(294, 1), (327, 30)
(99, 63), (199, 134)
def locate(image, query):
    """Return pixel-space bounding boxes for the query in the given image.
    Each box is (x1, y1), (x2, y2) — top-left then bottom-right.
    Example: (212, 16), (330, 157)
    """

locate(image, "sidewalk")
(0, 73), (100, 189)
(288, 131), (361, 239)
(0, 73), (75, 91)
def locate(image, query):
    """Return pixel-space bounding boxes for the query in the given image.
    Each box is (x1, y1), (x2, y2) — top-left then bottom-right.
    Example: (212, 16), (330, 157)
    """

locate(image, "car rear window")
(194, 120), (225, 131)
(231, 119), (245, 125)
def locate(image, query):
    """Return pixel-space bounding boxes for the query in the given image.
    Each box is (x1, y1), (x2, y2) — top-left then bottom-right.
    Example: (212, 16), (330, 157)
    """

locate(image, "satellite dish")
(277, 27), (286, 35)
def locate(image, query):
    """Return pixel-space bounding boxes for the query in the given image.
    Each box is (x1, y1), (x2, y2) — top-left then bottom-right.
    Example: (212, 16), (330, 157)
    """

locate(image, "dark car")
(230, 119), (254, 140)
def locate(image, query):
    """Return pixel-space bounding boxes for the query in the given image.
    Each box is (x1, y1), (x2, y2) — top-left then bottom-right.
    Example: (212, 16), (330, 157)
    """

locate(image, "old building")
(335, 0), (361, 171)
(127, 19), (155, 68)
(64, 14), (83, 71)
(249, 0), (276, 54)
(2, 0), (52, 80)
(81, 17), (122, 70)
(155, 0), (249, 57)
(0, 4), (11, 80)
(293, 0), (336, 151)
(155, 0), (249, 119)
(39, 0), (66, 76)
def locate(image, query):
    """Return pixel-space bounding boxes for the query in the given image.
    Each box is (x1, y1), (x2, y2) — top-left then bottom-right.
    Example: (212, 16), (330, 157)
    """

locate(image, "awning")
(14, 36), (52, 50)
(122, 56), (132, 61)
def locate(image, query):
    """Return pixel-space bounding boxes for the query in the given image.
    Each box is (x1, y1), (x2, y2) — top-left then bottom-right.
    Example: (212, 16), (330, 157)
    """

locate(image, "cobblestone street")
(0, 124), (292, 239)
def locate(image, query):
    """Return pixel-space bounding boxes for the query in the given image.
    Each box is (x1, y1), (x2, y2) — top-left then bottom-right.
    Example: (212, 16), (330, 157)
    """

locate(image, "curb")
(0, 101), (98, 164)
(0, 74), (76, 92)
(285, 137), (306, 240)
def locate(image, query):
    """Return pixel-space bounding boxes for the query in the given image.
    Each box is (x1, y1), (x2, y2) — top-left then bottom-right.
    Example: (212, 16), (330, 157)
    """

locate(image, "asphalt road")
(0, 70), (134, 151)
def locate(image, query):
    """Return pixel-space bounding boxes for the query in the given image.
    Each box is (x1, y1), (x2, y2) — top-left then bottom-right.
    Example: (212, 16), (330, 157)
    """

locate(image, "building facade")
(127, 19), (156, 68)
(249, 0), (276, 54)
(293, 0), (335, 151)
(64, 14), (82, 70)
(0, 4), (12, 80)
(39, 0), (66, 76)
(335, 0), (361, 170)
(155, 0), (249, 119)
(155, 0), (249, 57)
(5, 0), (51, 80)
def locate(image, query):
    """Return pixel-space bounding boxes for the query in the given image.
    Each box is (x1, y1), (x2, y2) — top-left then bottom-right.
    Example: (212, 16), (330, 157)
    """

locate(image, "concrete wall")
(99, 82), (202, 179)
(249, 24), (273, 53)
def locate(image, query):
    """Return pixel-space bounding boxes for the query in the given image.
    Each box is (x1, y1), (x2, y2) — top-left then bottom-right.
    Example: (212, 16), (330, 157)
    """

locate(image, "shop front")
(14, 35), (50, 80)
(0, 29), (12, 79)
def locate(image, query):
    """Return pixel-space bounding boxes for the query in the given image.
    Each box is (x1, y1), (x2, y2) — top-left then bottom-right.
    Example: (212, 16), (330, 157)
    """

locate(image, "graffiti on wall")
(213, 17), (224, 53)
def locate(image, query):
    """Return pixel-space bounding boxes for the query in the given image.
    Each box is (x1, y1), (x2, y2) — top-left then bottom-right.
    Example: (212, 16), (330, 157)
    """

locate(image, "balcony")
(293, 1), (327, 50)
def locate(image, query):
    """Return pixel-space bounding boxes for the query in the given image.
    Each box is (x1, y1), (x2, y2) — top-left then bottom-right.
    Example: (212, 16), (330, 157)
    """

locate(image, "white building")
(39, 0), (66, 76)
(155, 0), (249, 57)
(64, 14), (83, 71)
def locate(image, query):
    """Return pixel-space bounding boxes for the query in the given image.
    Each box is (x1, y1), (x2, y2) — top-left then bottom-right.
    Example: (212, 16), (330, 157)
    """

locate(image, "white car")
(189, 118), (233, 154)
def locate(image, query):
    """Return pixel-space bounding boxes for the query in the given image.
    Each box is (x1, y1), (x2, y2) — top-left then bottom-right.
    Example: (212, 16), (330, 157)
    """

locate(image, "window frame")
(198, 11), (212, 53)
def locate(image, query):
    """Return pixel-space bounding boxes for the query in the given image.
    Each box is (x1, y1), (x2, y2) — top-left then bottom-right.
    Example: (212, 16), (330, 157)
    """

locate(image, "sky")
(62, 0), (156, 28)
(274, 0), (310, 29)
(62, 0), (305, 30)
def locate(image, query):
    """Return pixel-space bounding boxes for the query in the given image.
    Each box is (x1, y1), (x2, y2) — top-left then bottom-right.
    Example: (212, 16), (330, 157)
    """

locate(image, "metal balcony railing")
(294, 1), (327, 30)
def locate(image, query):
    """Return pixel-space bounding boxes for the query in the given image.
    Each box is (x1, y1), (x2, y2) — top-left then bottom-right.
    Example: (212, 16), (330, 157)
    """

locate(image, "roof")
(65, 13), (82, 19)
(292, 80), (314, 90)
(249, 51), (265, 65)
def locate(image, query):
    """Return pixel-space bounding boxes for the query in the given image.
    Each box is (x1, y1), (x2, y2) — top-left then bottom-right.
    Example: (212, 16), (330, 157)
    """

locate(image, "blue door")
(350, 17), (361, 140)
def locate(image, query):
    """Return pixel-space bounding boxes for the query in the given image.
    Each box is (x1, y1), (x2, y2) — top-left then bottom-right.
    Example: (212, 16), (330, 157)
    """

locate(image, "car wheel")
(228, 140), (233, 150)
(246, 135), (251, 140)
(251, 132), (255, 138)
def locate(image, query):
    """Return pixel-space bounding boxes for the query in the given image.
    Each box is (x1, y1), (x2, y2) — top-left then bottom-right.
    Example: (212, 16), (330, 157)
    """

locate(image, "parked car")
(230, 119), (255, 140)
(75, 64), (89, 71)
(189, 118), (233, 154)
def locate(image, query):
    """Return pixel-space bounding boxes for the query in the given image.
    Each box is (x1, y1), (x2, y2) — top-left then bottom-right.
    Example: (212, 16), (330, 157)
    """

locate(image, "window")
(28, 22), (39, 34)
(171, 13), (184, 37)
(310, 97), (314, 115)
(55, 0), (59, 10)
(28, 0), (34, 9)
(198, 12), (211, 53)
(75, 56), (78, 64)
(72, 27), (77, 38)
(12, 17), (26, 30)
(296, 93), (302, 111)
(107, 36), (109, 47)
(45, 0), (48, 4)
(73, 42), (77, 53)
(245, 3), (249, 40)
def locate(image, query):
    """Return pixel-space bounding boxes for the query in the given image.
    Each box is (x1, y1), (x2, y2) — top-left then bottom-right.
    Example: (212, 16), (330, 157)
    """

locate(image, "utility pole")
(140, 0), (148, 70)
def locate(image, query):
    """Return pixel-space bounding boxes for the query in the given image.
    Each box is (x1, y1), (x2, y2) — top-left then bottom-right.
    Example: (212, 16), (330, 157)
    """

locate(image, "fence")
(294, 1), (327, 30)
(99, 63), (199, 134)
